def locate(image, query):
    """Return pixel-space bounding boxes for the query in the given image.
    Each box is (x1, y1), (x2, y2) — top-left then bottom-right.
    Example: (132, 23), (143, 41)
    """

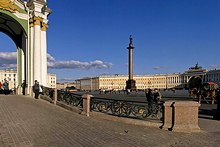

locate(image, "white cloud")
(47, 53), (56, 62)
(48, 60), (112, 69)
(153, 66), (162, 70)
(0, 52), (17, 64)
(0, 52), (17, 69)
(0, 52), (113, 70)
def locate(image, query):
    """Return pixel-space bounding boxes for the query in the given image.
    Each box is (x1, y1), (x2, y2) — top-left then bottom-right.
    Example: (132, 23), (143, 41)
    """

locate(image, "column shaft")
(41, 30), (48, 86)
(33, 24), (42, 84)
(129, 49), (133, 80)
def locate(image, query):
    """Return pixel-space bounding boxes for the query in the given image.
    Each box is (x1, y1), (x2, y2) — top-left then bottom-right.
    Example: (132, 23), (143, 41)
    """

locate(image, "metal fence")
(91, 97), (164, 120)
(41, 86), (54, 100)
(57, 90), (83, 107)
(41, 89), (164, 121)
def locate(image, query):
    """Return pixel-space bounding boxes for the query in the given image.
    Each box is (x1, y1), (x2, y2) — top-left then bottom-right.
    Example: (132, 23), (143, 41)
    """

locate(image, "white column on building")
(33, 16), (42, 84)
(29, 18), (34, 94)
(22, 33), (26, 82)
(41, 22), (48, 86)
(28, 0), (51, 88)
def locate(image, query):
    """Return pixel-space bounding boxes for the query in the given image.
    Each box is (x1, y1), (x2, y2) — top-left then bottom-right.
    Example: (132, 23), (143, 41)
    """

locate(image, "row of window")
(0, 74), (16, 77)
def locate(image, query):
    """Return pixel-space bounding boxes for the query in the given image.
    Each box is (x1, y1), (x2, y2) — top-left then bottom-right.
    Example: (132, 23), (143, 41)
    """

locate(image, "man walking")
(33, 80), (40, 99)
(21, 80), (26, 95)
(146, 88), (154, 116)
(3, 79), (9, 95)
(214, 89), (220, 120)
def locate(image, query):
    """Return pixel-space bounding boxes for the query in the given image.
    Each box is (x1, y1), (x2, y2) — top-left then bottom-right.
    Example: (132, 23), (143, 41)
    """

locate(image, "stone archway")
(0, 0), (51, 95)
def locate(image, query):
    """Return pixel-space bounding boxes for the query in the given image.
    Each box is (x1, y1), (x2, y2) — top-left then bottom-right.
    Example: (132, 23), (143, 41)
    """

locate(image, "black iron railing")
(42, 89), (164, 120)
(57, 90), (83, 107)
(41, 86), (54, 100)
(91, 97), (164, 120)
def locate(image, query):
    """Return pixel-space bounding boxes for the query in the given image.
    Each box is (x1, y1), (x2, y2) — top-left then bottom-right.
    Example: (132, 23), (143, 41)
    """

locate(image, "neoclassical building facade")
(0, 70), (56, 90)
(75, 65), (220, 91)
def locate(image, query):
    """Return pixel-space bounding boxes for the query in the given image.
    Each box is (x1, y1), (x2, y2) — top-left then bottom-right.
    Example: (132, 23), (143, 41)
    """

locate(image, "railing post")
(82, 94), (93, 116)
(171, 101), (200, 132)
(53, 88), (57, 104)
(161, 101), (174, 130)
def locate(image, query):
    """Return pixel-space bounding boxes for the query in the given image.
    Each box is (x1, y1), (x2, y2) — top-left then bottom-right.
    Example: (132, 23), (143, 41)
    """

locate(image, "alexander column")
(126, 35), (136, 90)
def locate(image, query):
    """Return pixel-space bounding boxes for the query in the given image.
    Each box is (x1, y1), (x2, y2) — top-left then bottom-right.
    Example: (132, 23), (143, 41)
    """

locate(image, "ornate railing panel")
(91, 97), (164, 120)
(57, 90), (83, 107)
(41, 86), (54, 100)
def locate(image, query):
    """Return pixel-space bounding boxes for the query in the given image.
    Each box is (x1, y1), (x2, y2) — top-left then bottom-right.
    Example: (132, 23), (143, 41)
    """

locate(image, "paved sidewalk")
(0, 95), (219, 147)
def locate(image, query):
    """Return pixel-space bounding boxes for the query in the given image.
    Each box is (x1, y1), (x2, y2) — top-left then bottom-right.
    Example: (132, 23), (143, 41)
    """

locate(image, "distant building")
(75, 64), (220, 91)
(0, 70), (56, 89)
(0, 70), (17, 90)
(56, 83), (76, 90)
(47, 73), (57, 88)
(204, 69), (220, 86)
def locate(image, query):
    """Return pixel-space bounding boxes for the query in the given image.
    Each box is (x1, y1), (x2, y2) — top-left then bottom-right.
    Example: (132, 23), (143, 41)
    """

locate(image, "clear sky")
(0, 0), (220, 82)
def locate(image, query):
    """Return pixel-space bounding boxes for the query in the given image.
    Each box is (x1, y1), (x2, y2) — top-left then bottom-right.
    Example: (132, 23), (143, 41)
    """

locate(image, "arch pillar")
(0, 0), (51, 95)
(27, 0), (51, 87)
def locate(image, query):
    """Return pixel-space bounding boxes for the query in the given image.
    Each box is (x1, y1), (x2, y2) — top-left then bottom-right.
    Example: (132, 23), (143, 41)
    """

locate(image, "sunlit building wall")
(75, 68), (220, 91)
(0, 70), (17, 90)
(75, 74), (185, 91)
(0, 70), (56, 89)
(47, 73), (57, 88)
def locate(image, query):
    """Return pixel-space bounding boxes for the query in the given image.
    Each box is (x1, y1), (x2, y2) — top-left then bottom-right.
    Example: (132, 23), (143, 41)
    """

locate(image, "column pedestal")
(126, 79), (136, 90)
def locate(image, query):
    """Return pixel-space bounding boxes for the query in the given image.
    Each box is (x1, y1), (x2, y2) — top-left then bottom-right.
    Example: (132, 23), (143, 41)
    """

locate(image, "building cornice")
(0, 0), (19, 13)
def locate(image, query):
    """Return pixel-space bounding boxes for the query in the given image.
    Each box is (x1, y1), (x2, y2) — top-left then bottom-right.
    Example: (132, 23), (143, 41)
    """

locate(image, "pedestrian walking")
(154, 89), (162, 103)
(21, 80), (26, 95)
(0, 82), (2, 89)
(146, 88), (154, 116)
(126, 89), (130, 95)
(214, 88), (220, 120)
(153, 89), (162, 117)
(33, 80), (40, 99)
(144, 89), (148, 97)
(0, 82), (3, 94)
(3, 79), (9, 95)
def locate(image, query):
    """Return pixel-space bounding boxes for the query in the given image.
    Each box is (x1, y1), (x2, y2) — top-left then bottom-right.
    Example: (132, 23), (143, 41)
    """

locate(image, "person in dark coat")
(214, 89), (220, 120)
(146, 89), (154, 116)
(33, 80), (40, 99)
(21, 80), (26, 95)
(3, 79), (9, 95)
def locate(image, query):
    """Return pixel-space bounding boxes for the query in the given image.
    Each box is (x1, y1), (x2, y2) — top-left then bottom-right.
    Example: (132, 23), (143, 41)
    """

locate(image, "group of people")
(0, 79), (40, 98)
(21, 79), (41, 99)
(145, 88), (162, 116)
(0, 79), (10, 95)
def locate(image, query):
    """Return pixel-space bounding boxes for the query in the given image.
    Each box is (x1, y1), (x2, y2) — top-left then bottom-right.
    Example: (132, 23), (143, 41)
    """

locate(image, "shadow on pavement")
(199, 108), (216, 120)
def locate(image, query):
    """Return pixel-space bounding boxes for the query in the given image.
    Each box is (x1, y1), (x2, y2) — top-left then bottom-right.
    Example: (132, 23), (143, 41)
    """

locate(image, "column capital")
(29, 18), (34, 28)
(33, 16), (43, 26)
(41, 22), (48, 31)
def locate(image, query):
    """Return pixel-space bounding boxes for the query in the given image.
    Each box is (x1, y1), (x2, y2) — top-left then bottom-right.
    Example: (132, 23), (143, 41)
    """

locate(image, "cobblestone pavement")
(0, 95), (220, 147)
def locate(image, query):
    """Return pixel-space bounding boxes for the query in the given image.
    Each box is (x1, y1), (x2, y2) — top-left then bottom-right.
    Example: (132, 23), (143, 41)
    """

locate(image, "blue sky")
(0, 0), (220, 82)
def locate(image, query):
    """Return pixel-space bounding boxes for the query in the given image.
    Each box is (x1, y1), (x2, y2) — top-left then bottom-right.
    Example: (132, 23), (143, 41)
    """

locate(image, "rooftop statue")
(128, 35), (134, 48)
(189, 63), (202, 70)
(129, 35), (133, 44)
